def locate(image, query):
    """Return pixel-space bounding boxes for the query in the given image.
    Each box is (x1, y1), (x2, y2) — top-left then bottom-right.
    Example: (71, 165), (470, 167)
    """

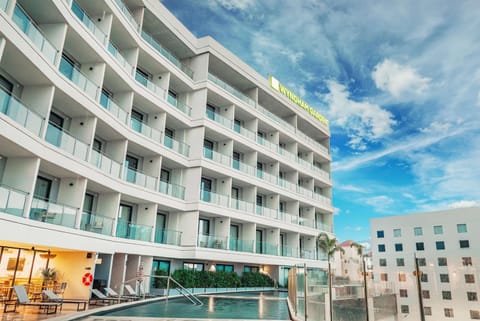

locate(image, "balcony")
(208, 73), (255, 107)
(158, 180), (185, 200)
(166, 94), (192, 117)
(230, 198), (255, 213)
(256, 242), (278, 255)
(116, 220), (152, 242)
(45, 123), (89, 160)
(316, 222), (333, 233)
(12, 4), (59, 65)
(280, 247), (299, 258)
(113, 0), (139, 31)
(255, 205), (279, 220)
(301, 249), (317, 260)
(135, 70), (166, 99)
(0, 0), (8, 12)
(29, 197), (77, 228)
(107, 41), (135, 75)
(123, 166), (157, 190)
(198, 234), (227, 249)
(80, 211), (114, 236)
(130, 117), (162, 143)
(99, 91), (129, 124)
(0, 184), (27, 217)
(229, 238), (254, 253)
(59, 55), (100, 100)
(312, 192), (331, 206)
(0, 87), (44, 137)
(141, 30), (194, 79)
(163, 134), (190, 157)
(199, 189), (229, 207)
(71, 0), (107, 45)
(154, 228), (182, 246)
(89, 149), (122, 178)
(205, 109), (233, 128)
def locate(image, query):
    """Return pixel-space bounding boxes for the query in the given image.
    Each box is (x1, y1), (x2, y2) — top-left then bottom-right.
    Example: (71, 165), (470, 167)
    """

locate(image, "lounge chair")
(42, 289), (87, 311)
(90, 288), (129, 305)
(105, 287), (137, 301)
(124, 284), (138, 297)
(3, 285), (61, 314)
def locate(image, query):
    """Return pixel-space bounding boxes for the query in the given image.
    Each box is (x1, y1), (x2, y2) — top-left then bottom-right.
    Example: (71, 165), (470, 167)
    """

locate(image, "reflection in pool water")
(95, 291), (290, 320)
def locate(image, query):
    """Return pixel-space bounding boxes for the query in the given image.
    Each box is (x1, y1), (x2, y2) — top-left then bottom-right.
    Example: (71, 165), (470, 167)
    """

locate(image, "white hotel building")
(371, 207), (480, 321)
(0, 0), (333, 299)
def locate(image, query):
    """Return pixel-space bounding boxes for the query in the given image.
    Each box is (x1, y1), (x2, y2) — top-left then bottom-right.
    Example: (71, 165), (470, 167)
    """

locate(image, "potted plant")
(40, 267), (57, 287)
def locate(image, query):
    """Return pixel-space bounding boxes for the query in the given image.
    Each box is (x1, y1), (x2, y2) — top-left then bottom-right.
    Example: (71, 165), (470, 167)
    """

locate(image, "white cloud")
(323, 81), (396, 150)
(362, 195), (395, 213)
(419, 121), (451, 133)
(372, 59), (431, 98)
(448, 200), (480, 209)
(211, 0), (255, 11)
(337, 184), (369, 193)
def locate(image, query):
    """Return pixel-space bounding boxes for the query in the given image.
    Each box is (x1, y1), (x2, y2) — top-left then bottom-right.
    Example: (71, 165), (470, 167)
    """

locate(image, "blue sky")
(161, 0), (480, 246)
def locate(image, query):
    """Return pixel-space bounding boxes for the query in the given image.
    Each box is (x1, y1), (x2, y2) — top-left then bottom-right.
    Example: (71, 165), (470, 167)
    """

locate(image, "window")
(471, 310), (480, 319)
(414, 227), (423, 236)
(399, 289), (408, 297)
(457, 223), (467, 233)
(183, 262), (204, 271)
(444, 308), (454, 318)
(416, 242), (424, 251)
(216, 264), (234, 272)
(440, 274), (450, 283)
(376, 230), (384, 238)
(380, 273), (388, 281)
(460, 240), (470, 248)
(424, 307), (432, 316)
(379, 258), (387, 267)
(467, 292), (478, 301)
(433, 225), (443, 234)
(463, 257), (473, 266)
(393, 228), (402, 237)
(436, 241), (445, 250)
(420, 273), (428, 282)
(396, 258), (405, 267)
(401, 305), (409, 314)
(422, 290), (430, 299)
(465, 274), (475, 283)
(378, 244), (385, 252)
(398, 273), (406, 282)
(203, 139), (214, 159)
(206, 104), (216, 120)
(244, 266), (259, 273)
(417, 258), (426, 266)
(438, 257), (448, 266)
(395, 243), (403, 252)
(442, 291), (452, 300)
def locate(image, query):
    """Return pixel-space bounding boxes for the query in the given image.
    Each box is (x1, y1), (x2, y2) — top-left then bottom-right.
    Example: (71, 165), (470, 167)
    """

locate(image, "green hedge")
(168, 270), (273, 288)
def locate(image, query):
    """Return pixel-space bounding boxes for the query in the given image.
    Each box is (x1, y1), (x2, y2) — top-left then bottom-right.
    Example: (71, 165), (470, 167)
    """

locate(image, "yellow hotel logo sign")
(269, 76), (328, 126)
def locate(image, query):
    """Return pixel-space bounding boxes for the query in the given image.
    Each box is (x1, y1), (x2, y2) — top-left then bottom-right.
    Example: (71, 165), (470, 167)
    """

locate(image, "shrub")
(241, 272), (274, 287)
(152, 269), (169, 288)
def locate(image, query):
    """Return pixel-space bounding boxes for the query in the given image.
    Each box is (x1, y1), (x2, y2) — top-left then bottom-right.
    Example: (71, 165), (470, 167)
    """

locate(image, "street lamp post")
(362, 257), (369, 321)
(413, 254), (426, 321)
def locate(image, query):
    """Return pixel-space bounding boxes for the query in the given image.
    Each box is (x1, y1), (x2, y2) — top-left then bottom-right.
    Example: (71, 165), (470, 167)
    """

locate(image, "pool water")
(96, 291), (290, 320)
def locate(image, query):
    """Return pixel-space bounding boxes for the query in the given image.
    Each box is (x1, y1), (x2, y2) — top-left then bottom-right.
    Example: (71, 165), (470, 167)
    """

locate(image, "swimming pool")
(94, 291), (290, 320)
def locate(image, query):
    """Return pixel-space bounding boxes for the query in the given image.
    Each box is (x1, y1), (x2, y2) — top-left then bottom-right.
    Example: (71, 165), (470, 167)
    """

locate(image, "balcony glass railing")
(158, 180), (185, 200)
(45, 123), (89, 160)
(230, 198), (255, 213)
(316, 222), (333, 233)
(198, 234), (228, 249)
(113, 0), (139, 31)
(154, 228), (182, 246)
(0, 184), (27, 217)
(12, 4), (59, 65)
(99, 92), (129, 124)
(90, 149), (122, 178)
(130, 118), (162, 143)
(59, 55), (100, 100)
(0, 0), (8, 12)
(313, 192), (332, 206)
(280, 247), (299, 258)
(167, 94), (192, 117)
(163, 135), (190, 157)
(298, 216), (315, 228)
(107, 41), (135, 75)
(301, 250), (317, 260)
(203, 148), (255, 176)
(124, 166), (157, 190)
(256, 205), (279, 219)
(116, 220), (152, 242)
(135, 70), (166, 99)
(0, 88), (44, 137)
(80, 211), (114, 236)
(199, 189), (229, 207)
(205, 109), (233, 128)
(229, 238), (254, 253)
(256, 242), (278, 255)
(208, 73), (255, 107)
(71, 0), (107, 44)
(30, 197), (77, 228)
(141, 30), (194, 79)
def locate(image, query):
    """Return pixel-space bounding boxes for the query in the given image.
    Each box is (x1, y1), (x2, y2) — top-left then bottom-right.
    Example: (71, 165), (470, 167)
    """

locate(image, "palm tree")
(317, 232), (344, 321)
(350, 242), (369, 321)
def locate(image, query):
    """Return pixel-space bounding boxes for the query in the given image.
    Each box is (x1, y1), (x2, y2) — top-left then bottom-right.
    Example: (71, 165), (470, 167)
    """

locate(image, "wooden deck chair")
(42, 289), (88, 311)
(4, 285), (61, 314)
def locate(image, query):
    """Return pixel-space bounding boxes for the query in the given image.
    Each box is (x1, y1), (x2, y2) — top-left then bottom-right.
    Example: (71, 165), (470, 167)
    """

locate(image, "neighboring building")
(333, 240), (363, 282)
(371, 207), (480, 321)
(0, 0), (333, 299)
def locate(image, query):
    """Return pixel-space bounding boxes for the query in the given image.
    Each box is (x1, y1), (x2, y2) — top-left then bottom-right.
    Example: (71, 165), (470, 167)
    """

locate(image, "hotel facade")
(371, 207), (480, 320)
(0, 0), (333, 299)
